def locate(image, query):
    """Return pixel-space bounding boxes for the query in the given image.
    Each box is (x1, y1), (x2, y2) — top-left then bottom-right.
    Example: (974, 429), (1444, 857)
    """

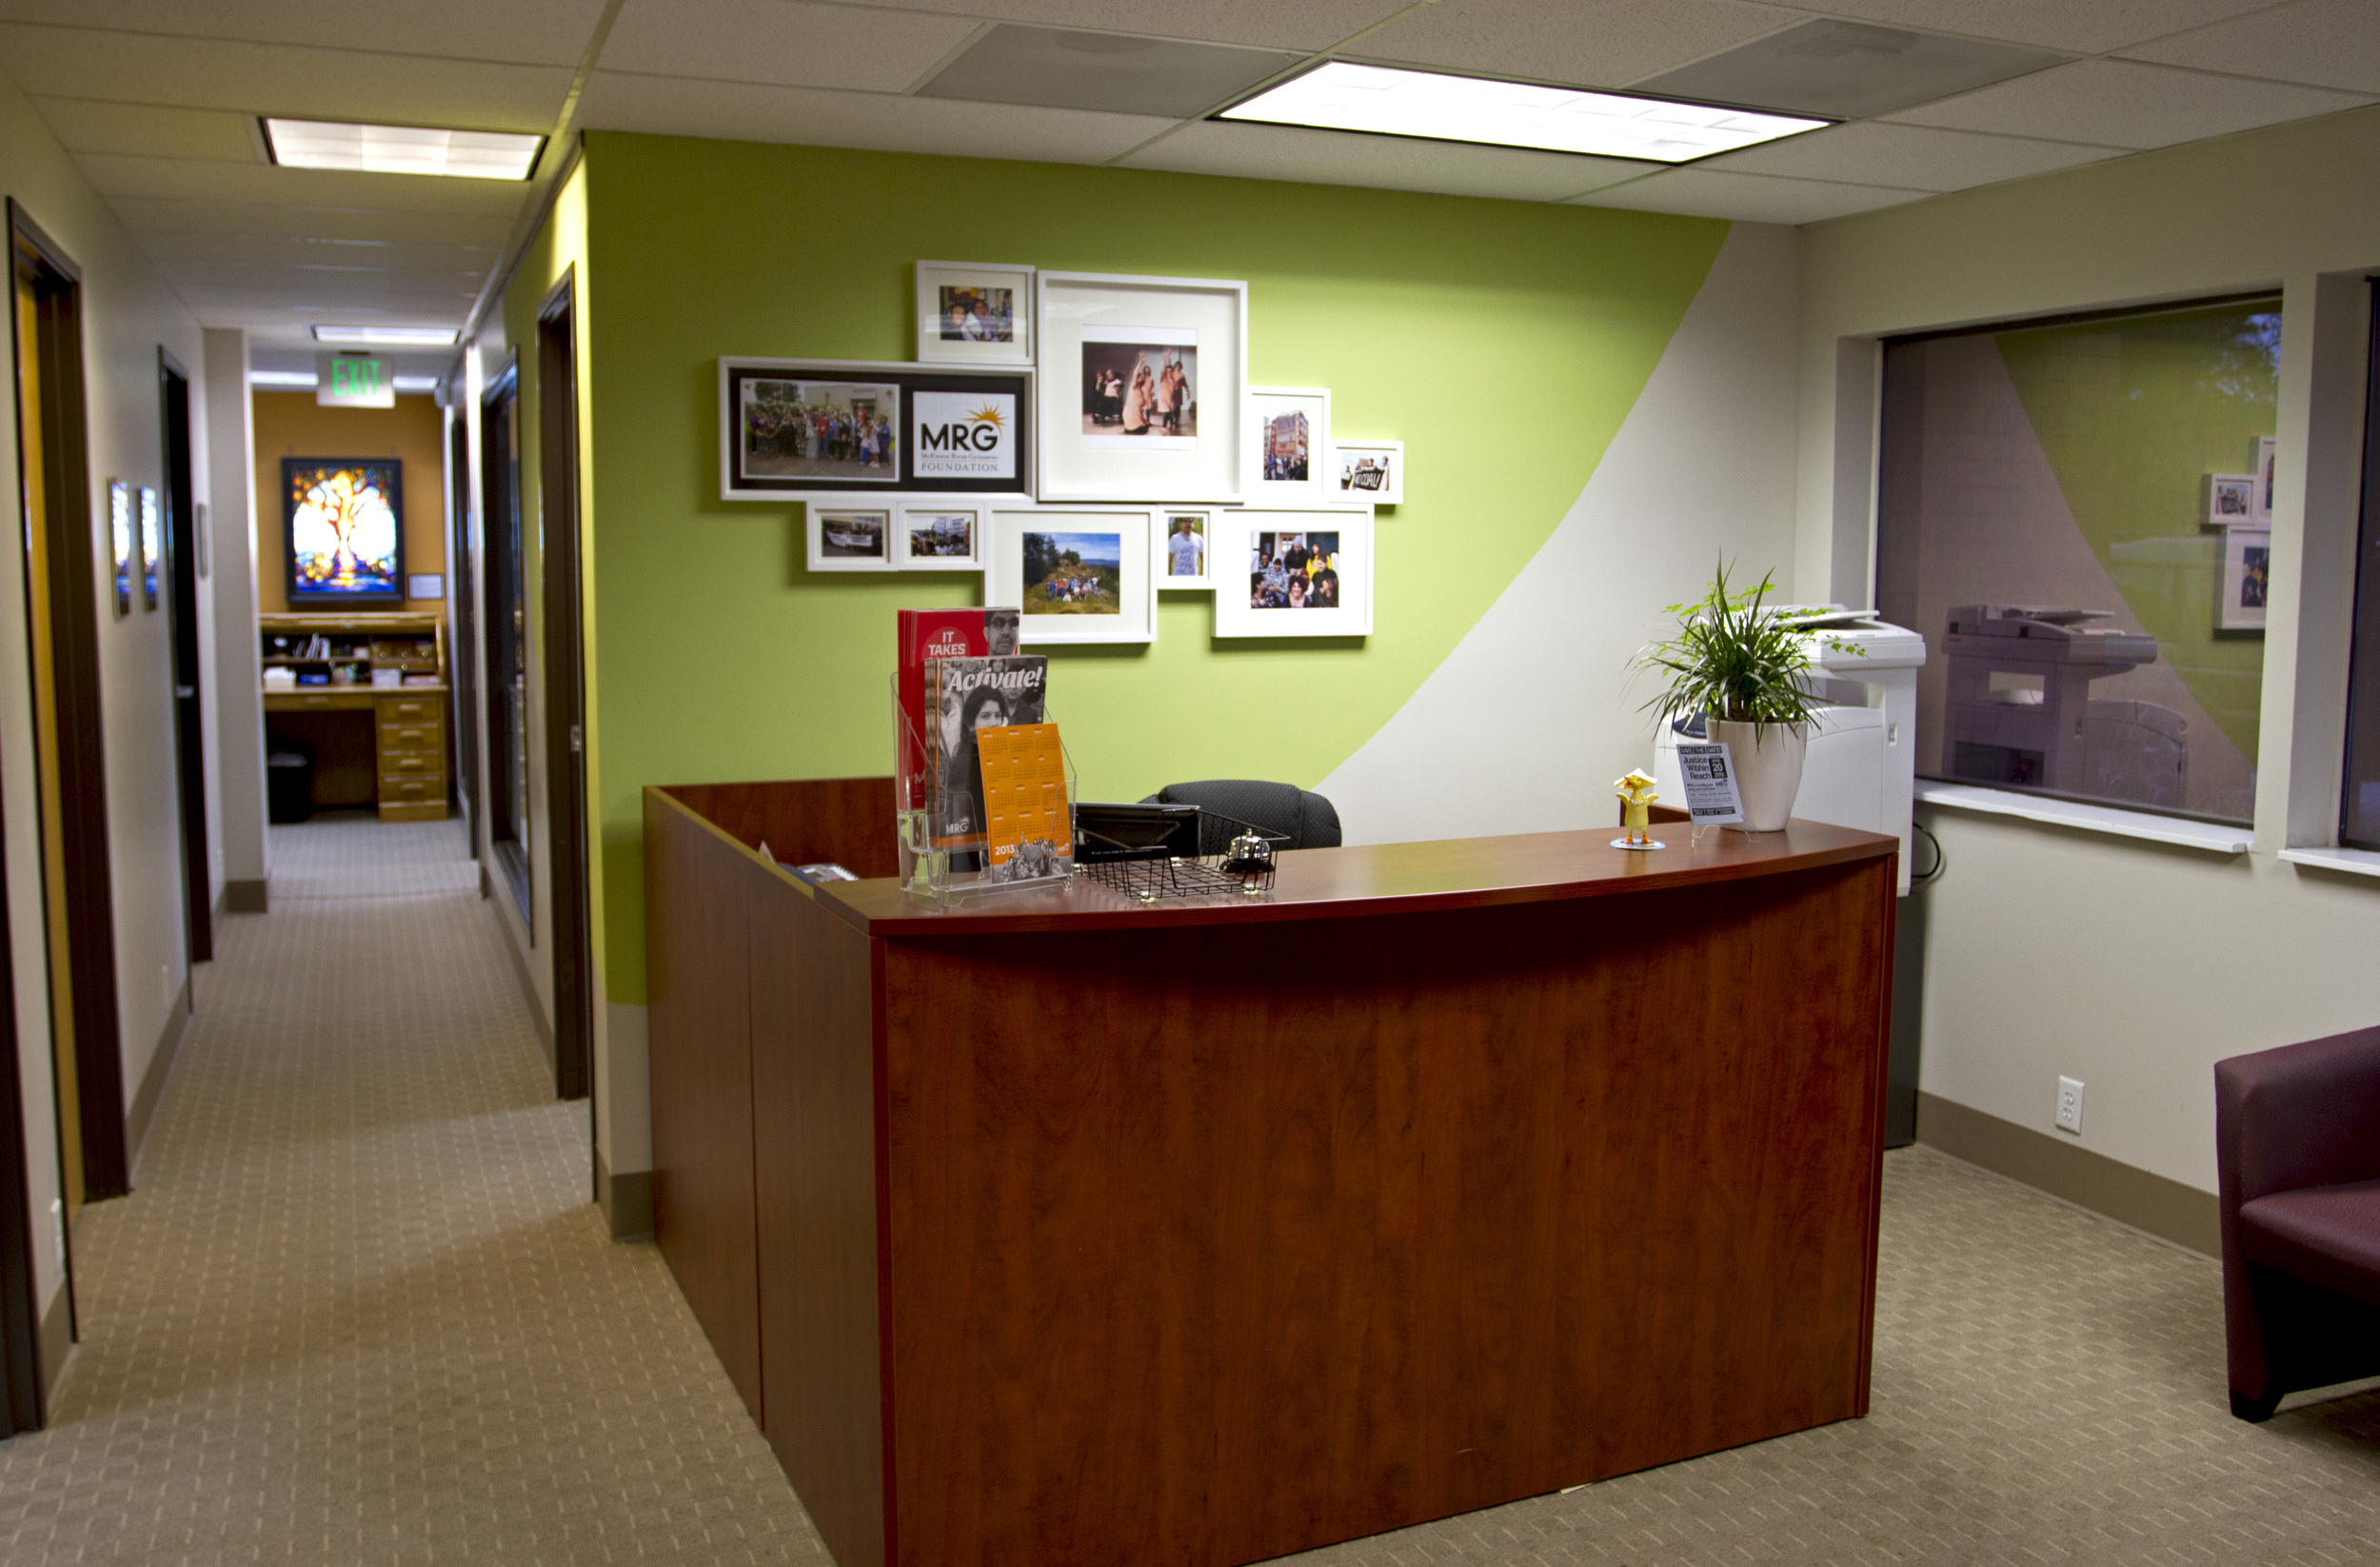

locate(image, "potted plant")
(1636, 563), (1854, 832)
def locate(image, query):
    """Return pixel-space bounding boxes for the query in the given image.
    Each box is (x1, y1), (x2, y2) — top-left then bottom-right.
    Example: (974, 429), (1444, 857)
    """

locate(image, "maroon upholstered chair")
(2214, 1026), (2380, 1420)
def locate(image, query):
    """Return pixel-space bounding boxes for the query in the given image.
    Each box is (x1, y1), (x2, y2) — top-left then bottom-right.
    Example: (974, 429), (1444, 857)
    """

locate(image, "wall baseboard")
(488, 897), (554, 1079)
(224, 878), (267, 914)
(38, 1280), (70, 1416)
(1916, 1091), (2220, 1259)
(597, 1149), (653, 1240)
(126, 977), (192, 1180)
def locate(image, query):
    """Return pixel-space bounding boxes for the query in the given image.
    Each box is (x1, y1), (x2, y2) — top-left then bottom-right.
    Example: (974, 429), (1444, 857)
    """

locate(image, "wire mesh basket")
(1077, 808), (1286, 903)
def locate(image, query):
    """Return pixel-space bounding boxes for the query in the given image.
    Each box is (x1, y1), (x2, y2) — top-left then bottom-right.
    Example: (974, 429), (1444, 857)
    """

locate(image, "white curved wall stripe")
(1319, 221), (1803, 844)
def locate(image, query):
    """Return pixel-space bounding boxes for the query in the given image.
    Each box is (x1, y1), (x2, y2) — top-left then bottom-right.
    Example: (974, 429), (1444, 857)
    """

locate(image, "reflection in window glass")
(1877, 296), (2279, 826)
(2340, 282), (2380, 851)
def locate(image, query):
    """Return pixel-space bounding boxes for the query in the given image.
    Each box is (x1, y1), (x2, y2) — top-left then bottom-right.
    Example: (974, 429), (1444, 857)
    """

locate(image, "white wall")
(204, 328), (266, 900)
(1795, 104), (2380, 1194)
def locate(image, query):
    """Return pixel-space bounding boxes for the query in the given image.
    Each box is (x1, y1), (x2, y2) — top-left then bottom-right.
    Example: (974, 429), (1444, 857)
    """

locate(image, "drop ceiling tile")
(1117, 120), (1656, 201)
(0, 26), (571, 129)
(1349, 0), (1797, 90)
(1632, 18), (2069, 118)
(174, 282), (482, 310)
(0, 1), (611, 67)
(28, 97), (258, 161)
(136, 232), (500, 272)
(108, 198), (514, 246)
(1701, 121), (2124, 189)
(1573, 168), (1932, 223)
(862, 1), (1414, 53)
(2123, 0), (2380, 94)
(918, 26), (1299, 118)
(74, 153), (535, 214)
(1885, 56), (2372, 147)
(163, 268), (486, 300)
(575, 70), (1177, 165)
(1797, 1), (2275, 54)
(602, 0), (980, 93)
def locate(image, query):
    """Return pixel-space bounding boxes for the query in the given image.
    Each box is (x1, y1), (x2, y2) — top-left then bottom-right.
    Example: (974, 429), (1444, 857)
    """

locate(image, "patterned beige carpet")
(0, 813), (2373, 1565)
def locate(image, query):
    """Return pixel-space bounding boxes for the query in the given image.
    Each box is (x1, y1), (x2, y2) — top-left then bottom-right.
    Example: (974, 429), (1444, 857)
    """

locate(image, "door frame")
(159, 347), (208, 964)
(446, 404), (481, 857)
(537, 271), (592, 1115)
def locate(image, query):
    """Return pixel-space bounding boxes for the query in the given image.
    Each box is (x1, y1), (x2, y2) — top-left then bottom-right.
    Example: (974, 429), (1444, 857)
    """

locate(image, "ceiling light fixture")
(1219, 62), (1827, 162)
(311, 326), (461, 346)
(262, 118), (545, 181)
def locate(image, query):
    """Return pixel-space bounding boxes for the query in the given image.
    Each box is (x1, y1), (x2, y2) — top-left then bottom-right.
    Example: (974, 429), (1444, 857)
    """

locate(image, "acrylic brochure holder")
(894, 674), (1077, 905)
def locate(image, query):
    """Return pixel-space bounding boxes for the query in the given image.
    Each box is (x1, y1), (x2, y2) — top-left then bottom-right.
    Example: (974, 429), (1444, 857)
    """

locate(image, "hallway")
(0, 819), (821, 1565)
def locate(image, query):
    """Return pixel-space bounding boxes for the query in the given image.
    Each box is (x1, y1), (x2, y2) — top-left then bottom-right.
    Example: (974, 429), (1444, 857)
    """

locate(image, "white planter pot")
(1706, 719), (1807, 832)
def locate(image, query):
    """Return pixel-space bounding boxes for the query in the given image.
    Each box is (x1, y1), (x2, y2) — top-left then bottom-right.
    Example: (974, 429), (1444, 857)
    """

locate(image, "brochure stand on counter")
(893, 675), (1077, 906)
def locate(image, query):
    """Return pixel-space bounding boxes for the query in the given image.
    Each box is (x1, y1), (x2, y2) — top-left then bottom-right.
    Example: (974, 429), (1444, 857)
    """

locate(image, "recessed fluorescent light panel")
(263, 118), (544, 180)
(311, 326), (460, 346)
(1220, 62), (1826, 162)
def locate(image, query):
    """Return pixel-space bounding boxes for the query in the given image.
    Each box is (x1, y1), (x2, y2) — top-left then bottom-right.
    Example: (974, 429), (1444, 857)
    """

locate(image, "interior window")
(2339, 281), (2380, 851)
(481, 365), (532, 923)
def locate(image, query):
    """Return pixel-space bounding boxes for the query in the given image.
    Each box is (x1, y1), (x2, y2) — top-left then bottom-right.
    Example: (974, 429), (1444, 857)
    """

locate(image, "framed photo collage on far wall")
(723, 261), (1398, 645)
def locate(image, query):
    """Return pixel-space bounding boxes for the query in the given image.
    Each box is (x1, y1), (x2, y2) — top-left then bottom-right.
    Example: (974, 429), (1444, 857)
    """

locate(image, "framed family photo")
(1158, 509), (1212, 587)
(719, 357), (1033, 501)
(897, 504), (983, 569)
(1212, 509), (1374, 639)
(1333, 440), (1402, 505)
(914, 261), (1034, 367)
(988, 507), (1158, 645)
(1035, 270), (1246, 504)
(804, 506), (894, 573)
(2217, 526), (2269, 631)
(1246, 387), (1334, 506)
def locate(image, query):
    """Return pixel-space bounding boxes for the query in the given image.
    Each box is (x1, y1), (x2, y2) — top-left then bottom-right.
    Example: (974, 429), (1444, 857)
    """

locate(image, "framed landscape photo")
(915, 261), (1034, 367)
(1333, 440), (1403, 506)
(989, 507), (1157, 645)
(1246, 387), (1335, 506)
(897, 504), (983, 569)
(1035, 271), (1246, 504)
(1213, 509), (1374, 639)
(1158, 509), (1212, 588)
(2217, 526), (2269, 631)
(719, 357), (1033, 501)
(805, 506), (894, 573)
(2205, 472), (2255, 526)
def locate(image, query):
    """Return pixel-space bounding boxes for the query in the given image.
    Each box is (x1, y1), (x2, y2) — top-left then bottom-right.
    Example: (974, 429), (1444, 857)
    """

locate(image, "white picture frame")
(1157, 508), (1214, 588)
(896, 503), (984, 569)
(804, 506), (895, 573)
(914, 260), (1035, 367)
(2252, 435), (2276, 526)
(1246, 387), (1334, 506)
(1213, 509), (1374, 639)
(1035, 270), (1246, 504)
(2205, 472), (2255, 527)
(718, 356), (1035, 503)
(1332, 439), (1403, 506)
(2217, 525), (2269, 631)
(989, 507), (1158, 645)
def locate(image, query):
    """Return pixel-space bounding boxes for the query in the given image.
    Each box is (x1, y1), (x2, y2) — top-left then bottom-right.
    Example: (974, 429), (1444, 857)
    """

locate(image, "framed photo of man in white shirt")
(1160, 510), (1211, 588)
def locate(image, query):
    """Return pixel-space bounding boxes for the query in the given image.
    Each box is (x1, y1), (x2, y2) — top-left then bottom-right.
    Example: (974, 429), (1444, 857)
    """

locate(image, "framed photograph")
(108, 479), (132, 619)
(2205, 472), (2255, 526)
(988, 508), (1157, 645)
(2218, 526), (2269, 631)
(1247, 387), (1335, 506)
(285, 458), (404, 607)
(806, 506), (894, 573)
(1036, 270), (1246, 503)
(719, 357), (1033, 500)
(1333, 440), (1403, 506)
(897, 504), (983, 569)
(2252, 435), (2276, 526)
(138, 486), (159, 610)
(915, 261), (1033, 367)
(1213, 509), (1374, 639)
(1158, 509), (1212, 588)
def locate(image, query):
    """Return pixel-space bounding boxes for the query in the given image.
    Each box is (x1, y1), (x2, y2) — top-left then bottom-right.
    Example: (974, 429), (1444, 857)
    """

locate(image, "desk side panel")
(751, 883), (888, 1567)
(664, 778), (898, 878)
(880, 862), (1891, 1567)
(645, 791), (764, 1423)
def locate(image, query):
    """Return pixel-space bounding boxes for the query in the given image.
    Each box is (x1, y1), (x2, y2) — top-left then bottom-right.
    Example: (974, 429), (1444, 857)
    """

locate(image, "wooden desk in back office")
(645, 779), (1898, 1567)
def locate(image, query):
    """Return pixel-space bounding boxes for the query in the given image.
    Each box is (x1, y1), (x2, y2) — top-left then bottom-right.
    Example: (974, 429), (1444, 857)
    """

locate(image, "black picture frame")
(719, 357), (1034, 499)
(283, 457), (405, 608)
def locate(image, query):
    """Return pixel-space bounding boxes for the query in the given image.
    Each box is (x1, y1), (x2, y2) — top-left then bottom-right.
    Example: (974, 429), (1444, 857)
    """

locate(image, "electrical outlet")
(2055, 1076), (2085, 1136)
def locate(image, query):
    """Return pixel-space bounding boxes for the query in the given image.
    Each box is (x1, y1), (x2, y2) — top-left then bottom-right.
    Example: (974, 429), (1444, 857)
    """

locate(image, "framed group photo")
(1035, 271), (1246, 504)
(2205, 472), (2255, 526)
(720, 357), (1034, 501)
(988, 507), (1158, 645)
(896, 503), (983, 569)
(1212, 509), (1374, 639)
(804, 506), (894, 573)
(1246, 387), (1335, 506)
(1334, 440), (1403, 506)
(914, 261), (1034, 367)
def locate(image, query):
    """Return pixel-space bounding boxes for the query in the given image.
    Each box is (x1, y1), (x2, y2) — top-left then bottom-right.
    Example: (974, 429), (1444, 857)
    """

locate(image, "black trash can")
(267, 742), (314, 823)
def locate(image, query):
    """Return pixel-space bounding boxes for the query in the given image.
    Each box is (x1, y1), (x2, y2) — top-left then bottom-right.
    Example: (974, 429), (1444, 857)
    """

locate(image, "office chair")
(1140, 780), (1341, 852)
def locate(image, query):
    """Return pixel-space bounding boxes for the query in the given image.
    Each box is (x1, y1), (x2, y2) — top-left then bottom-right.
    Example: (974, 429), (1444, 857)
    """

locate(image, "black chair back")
(1140, 780), (1342, 852)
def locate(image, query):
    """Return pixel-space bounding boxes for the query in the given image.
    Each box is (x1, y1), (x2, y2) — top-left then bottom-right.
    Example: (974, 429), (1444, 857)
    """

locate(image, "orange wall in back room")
(251, 390), (446, 614)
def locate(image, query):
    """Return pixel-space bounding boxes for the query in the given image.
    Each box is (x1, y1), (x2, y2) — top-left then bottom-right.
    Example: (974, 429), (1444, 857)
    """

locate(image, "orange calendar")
(974, 722), (1070, 866)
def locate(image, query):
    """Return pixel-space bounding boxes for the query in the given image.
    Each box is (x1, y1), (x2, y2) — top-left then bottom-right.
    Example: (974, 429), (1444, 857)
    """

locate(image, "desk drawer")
(379, 749), (443, 776)
(378, 774), (446, 803)
(376, 694), (444, 726)
(378, 720), (440, 751)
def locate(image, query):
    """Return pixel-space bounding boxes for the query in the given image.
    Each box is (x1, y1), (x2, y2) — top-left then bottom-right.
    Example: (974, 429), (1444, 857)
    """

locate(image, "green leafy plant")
(1636, 561), (1861, 733)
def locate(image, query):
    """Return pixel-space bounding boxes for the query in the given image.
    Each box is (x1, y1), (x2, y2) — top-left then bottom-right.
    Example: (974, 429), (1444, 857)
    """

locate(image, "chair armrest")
(2217, 1027), (2380, 1206)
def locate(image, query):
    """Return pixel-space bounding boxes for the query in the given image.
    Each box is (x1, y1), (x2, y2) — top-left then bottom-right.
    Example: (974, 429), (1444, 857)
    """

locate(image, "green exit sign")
(315, 351), (394, 407)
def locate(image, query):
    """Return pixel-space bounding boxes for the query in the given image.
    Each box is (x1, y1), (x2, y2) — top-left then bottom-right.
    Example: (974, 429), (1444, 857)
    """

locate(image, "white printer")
(1652, 607), (1928, 895)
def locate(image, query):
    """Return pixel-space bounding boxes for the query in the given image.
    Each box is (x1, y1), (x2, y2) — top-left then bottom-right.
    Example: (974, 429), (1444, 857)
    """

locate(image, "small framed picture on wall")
(897, 505), (983, 569)
(138, 486), (160, 610)
(1157, 509), (1212, 588)
(108, 479), (132, 619)
(988, 507), (1158, 645)
(1333, 440), (1402, 506)
(805, 506), (895, 572)
(1212, 508), (1374, 639)
(914, 261), (1034, 367)
(2251, 435), (2276, 525)
(2217, 526), (2269, 631)
(2205, 473), (2255, 526)
(1246, 387), (1335, 506)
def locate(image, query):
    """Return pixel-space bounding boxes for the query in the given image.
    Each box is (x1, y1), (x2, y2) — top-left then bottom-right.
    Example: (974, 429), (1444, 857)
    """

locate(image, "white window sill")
(1913, 782), (2252, 855)
(2277, 846), (2380, 880)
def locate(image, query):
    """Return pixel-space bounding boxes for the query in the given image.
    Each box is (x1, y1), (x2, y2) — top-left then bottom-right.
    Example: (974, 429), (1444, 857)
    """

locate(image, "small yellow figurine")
(1613, 769), (1664, 850)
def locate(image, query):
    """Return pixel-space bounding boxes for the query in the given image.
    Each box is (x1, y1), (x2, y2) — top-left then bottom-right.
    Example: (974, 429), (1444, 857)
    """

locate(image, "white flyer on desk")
(1675, 743), (1744, 825)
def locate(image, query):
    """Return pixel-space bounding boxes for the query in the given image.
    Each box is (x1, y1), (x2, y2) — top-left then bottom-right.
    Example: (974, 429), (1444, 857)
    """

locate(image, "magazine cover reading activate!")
(927, 654), (1047, 852)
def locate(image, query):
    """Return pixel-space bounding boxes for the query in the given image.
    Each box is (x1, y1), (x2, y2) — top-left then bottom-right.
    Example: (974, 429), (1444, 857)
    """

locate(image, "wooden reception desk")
(645, 780), (1898, 1567)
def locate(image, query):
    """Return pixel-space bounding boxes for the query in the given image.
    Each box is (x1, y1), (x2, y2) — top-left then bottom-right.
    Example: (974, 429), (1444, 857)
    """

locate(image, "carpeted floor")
(0, 813), (2374, 1564)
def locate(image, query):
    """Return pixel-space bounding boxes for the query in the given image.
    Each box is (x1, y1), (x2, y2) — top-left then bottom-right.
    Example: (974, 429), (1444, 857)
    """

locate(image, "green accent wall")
(1995, 299), (2278, 761)
(575, 132), (1730, 1002)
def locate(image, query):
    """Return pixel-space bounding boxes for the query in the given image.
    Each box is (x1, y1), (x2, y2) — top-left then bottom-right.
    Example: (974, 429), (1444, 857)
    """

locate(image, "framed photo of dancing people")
(988, 508), (1158, 645)
(1035, 271), (1246, 505)
(1212, 509), (1374, 640)
(914, 261), (1035, 367)
(719, 357), (1033, 501)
